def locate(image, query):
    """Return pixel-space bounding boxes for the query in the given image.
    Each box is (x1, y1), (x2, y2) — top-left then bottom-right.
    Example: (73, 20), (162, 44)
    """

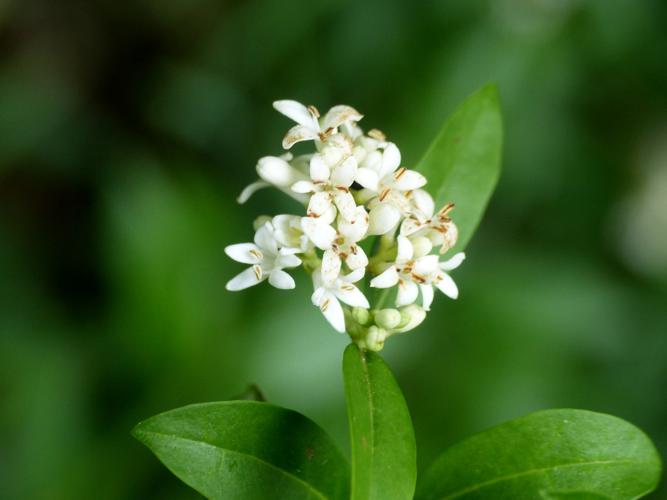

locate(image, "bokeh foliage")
(1, 0), (666, 498)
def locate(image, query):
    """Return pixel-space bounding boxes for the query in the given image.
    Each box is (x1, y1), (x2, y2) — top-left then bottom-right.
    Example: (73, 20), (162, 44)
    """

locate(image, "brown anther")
(350, 245), (358, 255)
(411, 273), (427, 284)
(405, 190), (413, 199)
(368, 128), (386, 141)
(379, 188), (391, 202)
(307, 105), (320, 118)
(438, 203), (455, 217)
(336, 186), (350, 192)
(394, 167), (407, 180)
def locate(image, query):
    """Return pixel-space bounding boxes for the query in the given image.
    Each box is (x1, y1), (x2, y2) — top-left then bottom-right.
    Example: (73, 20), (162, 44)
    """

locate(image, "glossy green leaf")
(132, 401), (349, 500)
(416, 409), (661, 500)
(416, 83), (503, 251)
(343, 343), (417, 500)
(540, 491), (613, 500)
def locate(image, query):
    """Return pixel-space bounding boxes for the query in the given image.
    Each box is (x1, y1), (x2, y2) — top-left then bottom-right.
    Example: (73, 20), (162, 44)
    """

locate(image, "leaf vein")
(137, 429), (329, 500)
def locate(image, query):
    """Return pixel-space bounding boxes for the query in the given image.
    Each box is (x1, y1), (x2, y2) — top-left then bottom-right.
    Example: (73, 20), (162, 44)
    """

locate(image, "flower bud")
(365, 326), (387, 352)
(394, 304), (427, 333)
(257, 156), (303, 187)
(253, 215), (272, 231)
(352, 307), (371, 326)
(374, 308), (401, 330)
(410, 236), (433, 258)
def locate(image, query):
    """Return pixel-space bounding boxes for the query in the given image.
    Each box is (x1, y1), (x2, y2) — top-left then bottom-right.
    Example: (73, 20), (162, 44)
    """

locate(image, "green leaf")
(416, 409), (662, 500)
(342, 343), (417, 500)
(132, 401), (349, 500)
(540, 491), (613, 500)
(415, 82), (503, 252)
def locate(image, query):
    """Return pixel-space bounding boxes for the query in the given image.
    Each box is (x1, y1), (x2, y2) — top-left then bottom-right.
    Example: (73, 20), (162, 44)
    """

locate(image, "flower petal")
(413, 254), (439, 277)
(396, 279), (419, 306)
(330, 156), (357, 187)
(345, 245), (368, 270)
(440, 252), (466, 271)
(226, 266), (263, 291)
(322, 248), (342, 284)
(379, 142), (401, 178)
(343, 268), (365, 283)
(310, 155), (330, 182)
(308, 191), (333, 217)
(392, 168), (427, 191)
(276, 251), (301, 268)
(370, 266), (399, 288)
(322, 105), (363, 130)
(224, 243), (263, 264)
(338, 206), (369, 242)
(420, 284), (434, 311)
(273, 100), (318, 129)
(254, 223), (278, 254)
(355, 167), (380, 191)
(335, 282), (370, 308)
(396, 235), (414, 262)
(237, 181), (270, 204)
(367, 203), (401, 235)
(412, 189), (435, 217)
(268, 269), (295, 289)
(319, 293), (346, 333)
(399, 215), (424, 236)
(435, 272), (459, 299)
(301, 217), (336, 250)
(282, 124), (319, 149)
(257, 156), (305, 187)
(291, 180), (315, 194)
(332, 189), (357, 221)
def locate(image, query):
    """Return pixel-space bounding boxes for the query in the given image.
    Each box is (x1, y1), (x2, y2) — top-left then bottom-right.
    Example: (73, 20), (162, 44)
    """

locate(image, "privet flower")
(225, 100), (466, 350)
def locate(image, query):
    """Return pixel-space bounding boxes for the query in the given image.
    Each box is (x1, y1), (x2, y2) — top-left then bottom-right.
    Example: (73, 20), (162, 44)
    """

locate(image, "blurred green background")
(1, 0), (666, 498)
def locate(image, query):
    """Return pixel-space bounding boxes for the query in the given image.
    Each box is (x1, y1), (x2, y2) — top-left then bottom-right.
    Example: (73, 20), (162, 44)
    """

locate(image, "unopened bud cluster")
(225, 100), (464, 350)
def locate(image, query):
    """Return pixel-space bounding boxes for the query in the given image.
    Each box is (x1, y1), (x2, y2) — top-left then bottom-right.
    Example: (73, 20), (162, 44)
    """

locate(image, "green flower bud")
(395, 304), (427, 333)
(352, 307), (371, 326)
(365, 326), (387, 352)
(374, 308), (402, 330)
(253, 215), (272, 231)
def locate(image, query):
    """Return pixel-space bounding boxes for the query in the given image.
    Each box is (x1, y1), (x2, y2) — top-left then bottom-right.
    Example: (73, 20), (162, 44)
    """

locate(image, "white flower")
(225, 222), (301, 291)
(311, 267), (369, 333)
(302, 205), (370, 282)
(370, 235), (464, 310)
(273, 100), (363, 149)
(238, 154), (310, 204)
(354, 142), (427, 235)
(401, 190), (458, 254)
(272, 214), (311, 253)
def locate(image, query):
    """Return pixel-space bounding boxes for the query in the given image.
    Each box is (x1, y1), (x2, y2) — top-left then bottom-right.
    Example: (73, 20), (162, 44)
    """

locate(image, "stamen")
(394, 167), (407, 180)
(307, 105), (320, 118)
(379, 188), (391, 202)
(249, 249), (263, 260)
(368, 128), (386, 141)
(411, 273), (426, 284)
(438, 203), (455, 217)
(320, 298), (330, 312)
(252, 265), (262, 281)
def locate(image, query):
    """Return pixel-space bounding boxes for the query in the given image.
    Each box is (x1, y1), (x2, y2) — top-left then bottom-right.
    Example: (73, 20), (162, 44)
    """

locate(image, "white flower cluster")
(225, 100), (464, 350)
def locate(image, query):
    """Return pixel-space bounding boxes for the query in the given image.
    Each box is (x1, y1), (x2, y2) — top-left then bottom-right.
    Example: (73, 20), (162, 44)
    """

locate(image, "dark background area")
(1, 0), (666, 498)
